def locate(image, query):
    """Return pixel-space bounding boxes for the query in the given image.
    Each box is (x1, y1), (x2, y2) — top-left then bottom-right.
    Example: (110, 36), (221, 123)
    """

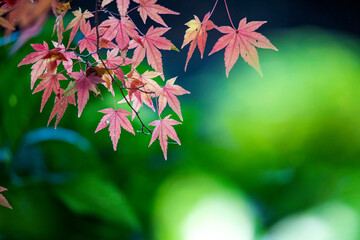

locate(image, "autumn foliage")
(1, 0), (276, 163)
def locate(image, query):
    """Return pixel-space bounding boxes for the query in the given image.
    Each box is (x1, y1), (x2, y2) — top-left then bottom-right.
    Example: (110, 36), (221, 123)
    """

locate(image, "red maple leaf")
(209, 18), (278, 77)
(100, 16), (142, 51)
(182, 13), (216, 71)
(133, 0), (179, 27)
(33, 73), (67, 112)
(148, 115), (181, 160)
(78, 21), (116, 53)
(131, 26), (176, 76)
(51, 41), (78, 74)
(127, 77), (146, 103)
(65, 8), (93, 48)
(68, 71), (104, 117)
(95, 107), (135, 150)
(18, 41), (67, 89)
(91, 49), (132, 95)
(48, 89), (76, 129)
(158, 77), (190, 121)
(0, 186), (12, 209)
(93, 48), (131, 69)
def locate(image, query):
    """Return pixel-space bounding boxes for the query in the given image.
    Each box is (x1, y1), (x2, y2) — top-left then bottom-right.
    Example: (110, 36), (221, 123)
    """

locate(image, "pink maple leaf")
(118, 70), (162, 119)
(68, 71), (104, 117)
(133, 0), (179, 27)
(100, 16), (142, 51)
(182, 12), (216, 71)
(48, 89), (76, 129)
(18, 41), (67, 89)
(52, 41), (79, 74)
(148, 115), (181, 160)
(131, 26), (175, 77)
(95, 107), (135, 150)
(78, 21), (116, 53)
(33, 73), (67, 112)
(209, 18), (278, 77)
(158, 77), (190, 121)
(65, 8), (93, 48)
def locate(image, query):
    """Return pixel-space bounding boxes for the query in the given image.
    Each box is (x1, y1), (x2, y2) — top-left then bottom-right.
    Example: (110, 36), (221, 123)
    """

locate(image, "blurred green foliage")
(1, 16), (360, 240)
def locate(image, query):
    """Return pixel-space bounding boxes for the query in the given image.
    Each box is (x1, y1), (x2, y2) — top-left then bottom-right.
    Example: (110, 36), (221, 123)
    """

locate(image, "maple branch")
(75, 51), (97, 59)
(223, 0), (235, 29)
(94, 0), (152, 136)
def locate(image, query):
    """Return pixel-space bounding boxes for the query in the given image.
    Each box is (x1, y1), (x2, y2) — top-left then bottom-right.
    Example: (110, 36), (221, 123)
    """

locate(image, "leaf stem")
(127, 5), (140, 15)
(208, 0), (219, 19)
(223, 0), (235, 29)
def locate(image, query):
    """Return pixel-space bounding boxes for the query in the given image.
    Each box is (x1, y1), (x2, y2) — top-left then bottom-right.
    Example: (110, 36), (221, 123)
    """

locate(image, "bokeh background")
(1, 0), (360, 239)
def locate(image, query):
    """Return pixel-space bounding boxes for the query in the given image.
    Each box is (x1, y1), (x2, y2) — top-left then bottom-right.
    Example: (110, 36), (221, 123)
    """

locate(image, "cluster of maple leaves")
(0, 0), (277, 209)
(13, 0), (191, 161)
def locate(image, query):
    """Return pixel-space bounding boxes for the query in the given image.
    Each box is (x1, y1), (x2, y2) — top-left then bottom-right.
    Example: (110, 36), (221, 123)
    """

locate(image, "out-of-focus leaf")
(55, 173), (140, 230)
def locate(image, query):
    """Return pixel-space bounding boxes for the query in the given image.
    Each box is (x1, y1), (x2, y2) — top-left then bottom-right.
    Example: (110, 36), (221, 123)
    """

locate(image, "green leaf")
(55, 173), (140, 230)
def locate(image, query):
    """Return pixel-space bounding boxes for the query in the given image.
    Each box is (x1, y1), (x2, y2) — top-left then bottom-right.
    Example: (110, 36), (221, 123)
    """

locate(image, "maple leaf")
(100, 16), (142, 51)
(92, 49), (132, 95)
(18, 41), (53, 88)
(51, 1), (71, 44)
(0, 186), (12, 209)
(53, 13), (65, 44)
(93, 48), (132, 69)
(95, 107), (135, 150)
(33, 73), (67, 112)
(127, 77), (146, 103)
(116, 0), (130, 17)
(158, 77), (190, 121)
(132, 70), (162, 107)
(18, 41), (69, 89)
(51, 41), (79, 74)
(148, 115), (181, 160)
(65, 8), (93, 48)
(131, 26), (176, 76)
(209, 18), (278, 77)
(182, 13), (216, 71)
(78, 21), (116, 53)
(133, 0), (179, 27)
(48, 89), (76, 129)
(118, 70), (162, 119)
(68, 71), (104, 117)
(101, 0), (113, 8)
